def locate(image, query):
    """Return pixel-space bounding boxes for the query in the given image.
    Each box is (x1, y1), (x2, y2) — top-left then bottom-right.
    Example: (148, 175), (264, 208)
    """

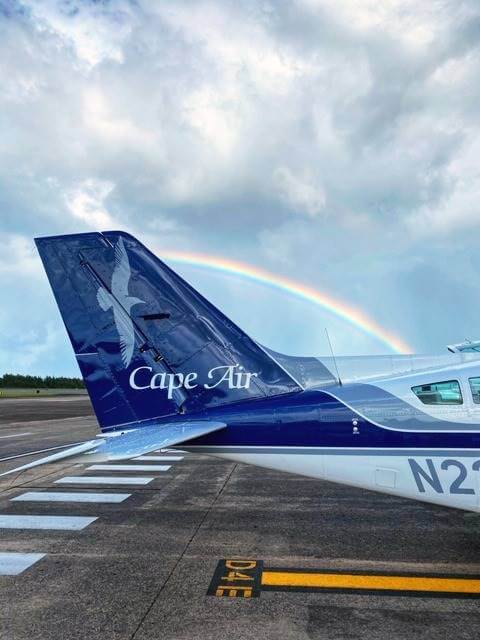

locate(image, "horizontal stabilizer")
(0, 421), (225, 477)
(83, 420), (226, 461)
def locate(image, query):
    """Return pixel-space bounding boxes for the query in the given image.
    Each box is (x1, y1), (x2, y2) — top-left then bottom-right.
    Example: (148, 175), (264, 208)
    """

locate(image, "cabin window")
(468, 377), (480, 404)
(411, 380), (463, 405)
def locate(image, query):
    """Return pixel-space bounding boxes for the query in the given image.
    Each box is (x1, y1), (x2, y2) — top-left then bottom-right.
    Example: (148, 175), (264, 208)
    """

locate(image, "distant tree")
(0, 373), (85, 389)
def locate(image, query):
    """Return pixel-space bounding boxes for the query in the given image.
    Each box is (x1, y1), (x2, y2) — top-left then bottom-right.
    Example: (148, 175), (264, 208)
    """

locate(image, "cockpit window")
(411, 380), (463, 405)
(468, 377), (480, 404)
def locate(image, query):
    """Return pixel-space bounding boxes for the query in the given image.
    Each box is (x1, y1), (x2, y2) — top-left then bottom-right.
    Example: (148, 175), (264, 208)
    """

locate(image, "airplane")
(3, 230), (480, 513)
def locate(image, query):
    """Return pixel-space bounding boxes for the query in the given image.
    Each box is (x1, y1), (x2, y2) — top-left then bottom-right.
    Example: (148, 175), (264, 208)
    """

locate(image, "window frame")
(411, 379), (463, 406)
(468, 377), (480, 405)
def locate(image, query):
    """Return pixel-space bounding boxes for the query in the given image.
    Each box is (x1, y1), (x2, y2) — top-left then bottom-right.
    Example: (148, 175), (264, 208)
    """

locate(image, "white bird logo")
(96, 237), (145, 368)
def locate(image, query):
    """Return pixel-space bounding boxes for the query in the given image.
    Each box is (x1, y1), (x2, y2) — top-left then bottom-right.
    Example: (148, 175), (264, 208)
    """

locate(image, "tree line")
(0, 373), (85, 389)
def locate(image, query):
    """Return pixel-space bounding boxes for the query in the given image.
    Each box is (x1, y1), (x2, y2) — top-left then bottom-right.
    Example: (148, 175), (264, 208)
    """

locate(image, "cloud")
(65, 178), (115, 228)
(24, 0), (136, 68)
(273, 167), (326, 217)
(0, 231), (76, 375)
(406, 132), (480, 235)
(2, 0), (480, 373)
(0, 232), (41, 278)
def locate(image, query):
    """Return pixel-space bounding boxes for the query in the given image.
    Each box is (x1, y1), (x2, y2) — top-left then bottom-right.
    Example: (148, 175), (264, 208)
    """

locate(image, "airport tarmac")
(1, 398), (480, 639)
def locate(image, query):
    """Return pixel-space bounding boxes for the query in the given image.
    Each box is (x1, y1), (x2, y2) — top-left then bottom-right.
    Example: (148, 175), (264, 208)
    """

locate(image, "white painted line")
(11, 491), (131, 504)
(55, 476), (154, 485)
(133, 456), (183, 462)
(0, 432), (32, 440)
(87, 464), (171, 472)
(0, 552), (46, 575)
(0, 515), (97, 531)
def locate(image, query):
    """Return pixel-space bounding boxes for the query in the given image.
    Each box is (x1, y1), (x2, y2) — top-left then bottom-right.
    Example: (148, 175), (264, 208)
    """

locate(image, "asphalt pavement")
(1, 397), (479, 640)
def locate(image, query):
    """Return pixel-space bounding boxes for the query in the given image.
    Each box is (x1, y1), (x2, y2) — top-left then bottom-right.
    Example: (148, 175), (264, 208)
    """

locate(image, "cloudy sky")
(1, 0), (480, 377)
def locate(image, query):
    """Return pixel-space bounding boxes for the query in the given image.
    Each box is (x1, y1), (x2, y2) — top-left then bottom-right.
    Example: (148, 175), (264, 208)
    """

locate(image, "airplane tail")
(35, 231), (301, 431)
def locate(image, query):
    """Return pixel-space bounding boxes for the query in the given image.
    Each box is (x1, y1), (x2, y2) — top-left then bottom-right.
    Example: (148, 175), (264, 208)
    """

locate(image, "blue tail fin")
(35, 231), (300, 430)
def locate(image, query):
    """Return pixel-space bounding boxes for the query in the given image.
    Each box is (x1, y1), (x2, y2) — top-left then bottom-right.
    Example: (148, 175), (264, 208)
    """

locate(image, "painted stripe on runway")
(11, 491), (131, 503)
(0, 515), (97, 530)
(55, 476), (154, 485)
(133, 456), (183, 462)
(87, 464), (171, 472)
(0, 432), (32, 440)
(0, 552), (46, 575)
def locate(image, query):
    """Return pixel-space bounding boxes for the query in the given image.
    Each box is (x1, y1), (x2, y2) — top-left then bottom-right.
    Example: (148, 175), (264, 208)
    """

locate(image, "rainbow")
(160, 249), (412, 354)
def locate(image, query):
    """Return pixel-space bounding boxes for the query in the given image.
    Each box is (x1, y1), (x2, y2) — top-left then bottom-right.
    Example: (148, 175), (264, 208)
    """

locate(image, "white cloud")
(65, 179), (115, 228)
(184, 86), (241, 158)
(83, 87), (157, 150)
(301, 0), (447, 49)
(0, 233), (78, 375)
(2, 0), (474, 229)
(406, 133), (480, 235)
(23, 0), (136, 67)
(273, 167), (326, 217)
(2, 0), (480, 372)
(0, 232), (42, 278)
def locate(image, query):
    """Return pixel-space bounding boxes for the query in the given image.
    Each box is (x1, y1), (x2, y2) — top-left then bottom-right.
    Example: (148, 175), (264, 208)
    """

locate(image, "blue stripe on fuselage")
(182, 389), (480, 450)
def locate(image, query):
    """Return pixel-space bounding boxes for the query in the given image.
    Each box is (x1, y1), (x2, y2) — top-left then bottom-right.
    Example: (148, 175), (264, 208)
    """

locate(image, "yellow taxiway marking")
(208, 559), (480, 598)
(261, 571), (480, 594)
